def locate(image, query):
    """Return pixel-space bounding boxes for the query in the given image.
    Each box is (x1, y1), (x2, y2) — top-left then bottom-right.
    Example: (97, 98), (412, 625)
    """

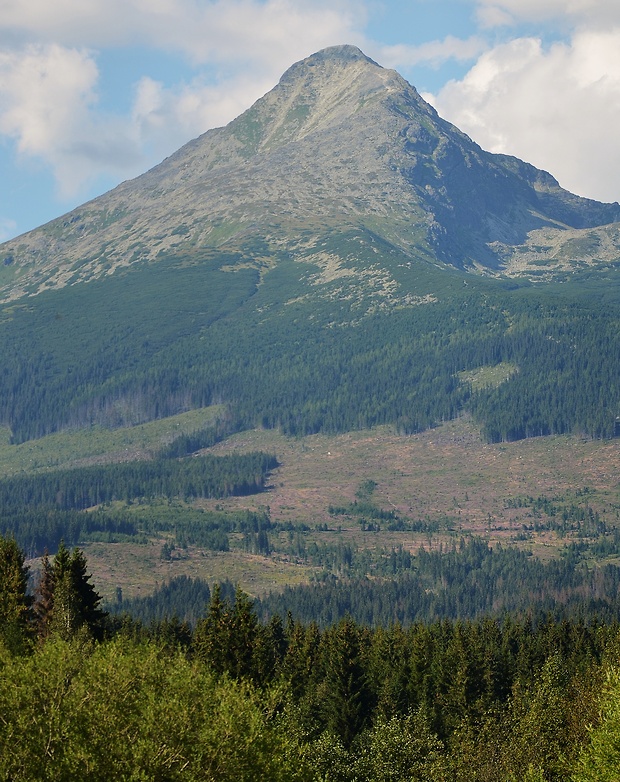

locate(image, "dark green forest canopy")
(0, 451), (278, 511)
(113, 537), (620, 629)
(0, 451), (277, 555)
(1, 242), (620, 444)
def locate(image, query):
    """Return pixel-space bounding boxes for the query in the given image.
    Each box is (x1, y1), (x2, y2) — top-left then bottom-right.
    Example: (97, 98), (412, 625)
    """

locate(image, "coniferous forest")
(2, 533), (620, 781)
(2, 243), (620, 445)
(2, 186), (620, 782)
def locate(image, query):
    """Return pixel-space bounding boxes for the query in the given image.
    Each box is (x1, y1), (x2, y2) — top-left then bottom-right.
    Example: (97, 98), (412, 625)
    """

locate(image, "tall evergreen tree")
(321, 617), (373, 747)
(0, 535), (32, 652)
(33, 542), (106, 641)
(194, 585), (263, 681)
(193, 583), (232, 674)
(66, 546), (107, 639)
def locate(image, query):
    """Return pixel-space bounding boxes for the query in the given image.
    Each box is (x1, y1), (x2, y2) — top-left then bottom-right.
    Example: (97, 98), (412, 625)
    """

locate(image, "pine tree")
(33, 542), (106, 641)
(0, 535), (32, 652)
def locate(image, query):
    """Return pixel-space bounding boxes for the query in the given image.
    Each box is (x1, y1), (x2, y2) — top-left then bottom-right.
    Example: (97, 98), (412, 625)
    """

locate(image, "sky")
(1, 0), (620, 242)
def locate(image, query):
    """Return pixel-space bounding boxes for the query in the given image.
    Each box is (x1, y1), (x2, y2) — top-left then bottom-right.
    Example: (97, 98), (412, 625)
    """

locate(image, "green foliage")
(0, 555), (617, 782)
(0, 534), (32, 652)
(3, 240), (620, 448)
(506, 655), (588, 780)
(260, 538), (620, 626)
(0, 451), (278, 511)
(193, 585), (285, 683)
(0, 452), (277, 555)
(0, 637), (311, 781)
(573, 666), (620, 782)
(34, 542), (107, 640)
(352, 711), (448, 781)
(318, 617), (373, 746)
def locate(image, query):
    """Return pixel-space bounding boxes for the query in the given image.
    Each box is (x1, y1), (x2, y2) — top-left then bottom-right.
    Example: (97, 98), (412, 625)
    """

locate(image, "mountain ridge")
(1, 44), (619, 302)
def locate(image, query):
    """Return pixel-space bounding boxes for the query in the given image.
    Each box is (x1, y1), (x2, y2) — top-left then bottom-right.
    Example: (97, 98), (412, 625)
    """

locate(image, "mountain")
(1, 44), (619, 302)
(0, 45), (620, 445)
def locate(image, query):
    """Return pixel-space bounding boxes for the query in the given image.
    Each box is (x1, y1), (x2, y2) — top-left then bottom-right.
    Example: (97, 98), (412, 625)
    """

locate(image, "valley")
(8, 410), (620, 604)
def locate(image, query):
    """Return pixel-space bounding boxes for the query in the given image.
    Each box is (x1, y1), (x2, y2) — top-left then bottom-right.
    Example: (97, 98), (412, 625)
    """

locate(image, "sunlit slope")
(1, 45), (618, 300)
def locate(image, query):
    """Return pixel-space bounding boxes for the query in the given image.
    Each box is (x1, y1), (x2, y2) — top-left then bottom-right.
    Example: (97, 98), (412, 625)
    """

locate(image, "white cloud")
(475, 0), (620, 28)
(0, 1), (366, 199)
(429, 30), (620, 203)
(0, 44), (143, 198)
(0, 0), (364, 68)
(131, 72), (276, 157)
(379, 35), (486, 70)
(0, 44), (98, 157)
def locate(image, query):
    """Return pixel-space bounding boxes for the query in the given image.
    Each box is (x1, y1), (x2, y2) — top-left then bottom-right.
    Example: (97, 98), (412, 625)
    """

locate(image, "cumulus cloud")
(379, 35), (486, 70)
(429, 29), (620, 203)
(0, 44), (98, 156)
(475, 0), (620, 28)
(131, 72), (276, 158)
(0, 44), (144, 197)
(0, 1), (365, 200)
(0, 0), (363, 68)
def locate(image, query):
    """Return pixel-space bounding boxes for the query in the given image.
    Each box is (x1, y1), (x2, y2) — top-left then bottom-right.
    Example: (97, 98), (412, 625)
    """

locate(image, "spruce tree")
(321, 616), (373, 747)
(0, 535), (32, 651)
(33, 542), (106, 640)
(193, 583), (232, 674)
(66, 546), (107, 639)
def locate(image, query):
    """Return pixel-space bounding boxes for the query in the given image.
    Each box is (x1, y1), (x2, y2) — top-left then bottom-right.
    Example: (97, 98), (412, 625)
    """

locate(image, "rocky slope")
(1, 44), (619, 301)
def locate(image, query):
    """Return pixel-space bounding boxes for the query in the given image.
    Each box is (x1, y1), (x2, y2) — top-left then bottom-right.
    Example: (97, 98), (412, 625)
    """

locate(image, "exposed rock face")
(1, 44), (619, 300)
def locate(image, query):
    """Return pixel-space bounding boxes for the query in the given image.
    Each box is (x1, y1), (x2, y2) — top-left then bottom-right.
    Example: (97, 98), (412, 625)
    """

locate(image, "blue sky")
(1, 0), (619, 242)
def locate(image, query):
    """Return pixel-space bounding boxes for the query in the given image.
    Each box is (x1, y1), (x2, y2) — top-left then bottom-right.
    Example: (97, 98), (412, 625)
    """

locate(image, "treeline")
(115, 574), (219, 627)
(0, 451), (277, 511)
(3, 535), (620, 780)
(0, 507), (139, 558)
(156, 414), (239, 458)
(1, 244), (620, 444)
(0, 451), (277, 556)
(113, 538), (620, 630)
(260, 539), (620, 626)
(0, 503), (274, 558)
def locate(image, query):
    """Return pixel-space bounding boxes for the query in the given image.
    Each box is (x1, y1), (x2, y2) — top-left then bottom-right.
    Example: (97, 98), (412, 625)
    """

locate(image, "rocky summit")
(1, 44), (619, 302)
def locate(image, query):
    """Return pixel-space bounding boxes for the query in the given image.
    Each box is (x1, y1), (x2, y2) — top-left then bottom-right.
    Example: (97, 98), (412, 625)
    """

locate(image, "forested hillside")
(0, 449), (277, 556)
(2, 242), (620, 445)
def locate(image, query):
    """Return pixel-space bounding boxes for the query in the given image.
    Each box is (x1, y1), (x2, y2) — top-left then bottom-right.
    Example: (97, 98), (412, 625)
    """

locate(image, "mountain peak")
(274, 44), (400, 97)
(288, 44), (379, 69)
(230, 43), (409, 156)
(1, 44), (619, 300)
